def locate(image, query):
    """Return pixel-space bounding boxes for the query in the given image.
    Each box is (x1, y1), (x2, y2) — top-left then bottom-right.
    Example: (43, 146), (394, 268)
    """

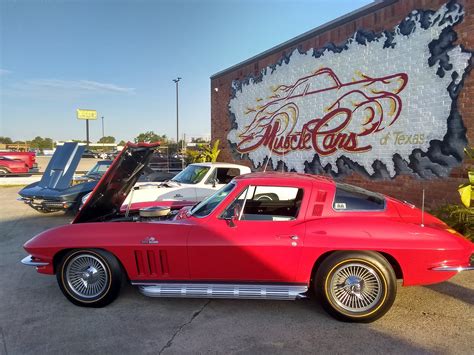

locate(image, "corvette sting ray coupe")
(21, 143), (473, 322)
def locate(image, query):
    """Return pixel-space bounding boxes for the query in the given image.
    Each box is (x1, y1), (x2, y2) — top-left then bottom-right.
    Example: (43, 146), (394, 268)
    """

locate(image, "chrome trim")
(136, 283), (308, 300)
(21, 255), (49, 267)
(431, 265), (474, 272)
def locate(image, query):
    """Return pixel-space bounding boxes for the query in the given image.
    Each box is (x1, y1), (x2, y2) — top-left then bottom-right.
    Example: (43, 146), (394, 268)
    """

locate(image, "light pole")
(101, 116), (105, 152)
(173, 77), (183, 168)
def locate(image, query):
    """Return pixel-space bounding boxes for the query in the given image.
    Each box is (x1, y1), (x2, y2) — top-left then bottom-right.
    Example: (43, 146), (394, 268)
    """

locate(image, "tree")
(191, 137), (209, 143)
(28, 136), (54, 149)
(98, 136), (116, 144)
(118, 140), (127, 146)
(201, 139), (221, 162)
(0, 137), (13, 144)
(134, 131), (167, 144)
(186, 139), (221, 163)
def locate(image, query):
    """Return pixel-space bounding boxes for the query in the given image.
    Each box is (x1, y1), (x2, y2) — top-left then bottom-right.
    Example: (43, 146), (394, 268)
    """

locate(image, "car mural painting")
(235, 68), (408, 157)
(227, 1), (472, 179)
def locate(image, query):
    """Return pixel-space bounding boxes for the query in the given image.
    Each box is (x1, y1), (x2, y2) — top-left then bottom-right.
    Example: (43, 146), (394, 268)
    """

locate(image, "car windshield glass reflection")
(86, 162), (110, 177)
(190, 182), (236, 218)
(172, 165), (210, 184)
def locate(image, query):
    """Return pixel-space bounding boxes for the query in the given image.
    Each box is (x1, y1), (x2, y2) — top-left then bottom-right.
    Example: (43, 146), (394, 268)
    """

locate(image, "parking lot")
(1, 185), (473, 355)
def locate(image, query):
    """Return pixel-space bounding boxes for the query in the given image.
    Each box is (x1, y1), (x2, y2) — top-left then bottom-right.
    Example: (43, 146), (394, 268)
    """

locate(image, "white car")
(121, 162), (251, 207)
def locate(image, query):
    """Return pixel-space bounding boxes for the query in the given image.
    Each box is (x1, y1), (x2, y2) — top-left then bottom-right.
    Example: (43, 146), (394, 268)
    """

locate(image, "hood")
(73, 142), (159, 223)
(39, 142), (85, 190)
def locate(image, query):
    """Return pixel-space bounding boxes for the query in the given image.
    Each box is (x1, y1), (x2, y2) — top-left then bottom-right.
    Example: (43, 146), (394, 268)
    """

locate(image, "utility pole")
(173, 77), (183, 169)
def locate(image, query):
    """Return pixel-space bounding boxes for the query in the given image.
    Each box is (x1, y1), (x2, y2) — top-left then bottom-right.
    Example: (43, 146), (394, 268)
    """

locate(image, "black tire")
(56, 249), (122, 307)
(315, 251), (396, 323)
(0, 168), (9, 176)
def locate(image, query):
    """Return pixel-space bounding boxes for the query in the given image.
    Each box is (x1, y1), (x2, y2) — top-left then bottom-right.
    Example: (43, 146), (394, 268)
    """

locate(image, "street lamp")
(101, 116), (105, 151)
(173, 77), (183, 168)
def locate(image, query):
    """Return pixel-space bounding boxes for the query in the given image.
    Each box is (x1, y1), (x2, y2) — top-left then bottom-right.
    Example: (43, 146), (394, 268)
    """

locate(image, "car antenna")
(281, 149), (285, 173)
(421, 189), (425, 227)
(263, 143), (274, 172)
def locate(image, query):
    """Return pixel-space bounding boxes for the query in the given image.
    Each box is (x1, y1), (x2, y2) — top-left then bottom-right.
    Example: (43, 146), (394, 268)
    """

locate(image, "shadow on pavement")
(425, 281), (474, 306)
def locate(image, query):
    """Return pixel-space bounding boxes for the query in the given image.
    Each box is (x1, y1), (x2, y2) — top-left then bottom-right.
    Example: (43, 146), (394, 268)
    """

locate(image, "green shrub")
(431, 204), (474, 242)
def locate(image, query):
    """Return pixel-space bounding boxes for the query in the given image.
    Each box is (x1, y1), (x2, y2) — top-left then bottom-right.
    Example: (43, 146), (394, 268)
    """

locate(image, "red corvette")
(21, 143), (473, 322)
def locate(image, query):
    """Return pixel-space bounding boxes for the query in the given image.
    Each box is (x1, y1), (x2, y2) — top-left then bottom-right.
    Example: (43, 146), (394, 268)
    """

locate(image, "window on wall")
(333, 183), (385, 211)
(222, 186), (304, 221)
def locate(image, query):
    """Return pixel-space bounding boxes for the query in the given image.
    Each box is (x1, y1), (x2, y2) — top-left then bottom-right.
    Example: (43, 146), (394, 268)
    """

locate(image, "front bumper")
(17, 197), (74, 211)
(21, 255), (49, 267)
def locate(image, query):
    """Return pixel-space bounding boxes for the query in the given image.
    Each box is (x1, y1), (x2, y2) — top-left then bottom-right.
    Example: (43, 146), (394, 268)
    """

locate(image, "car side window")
(333, 183), (385, 211)
(206, 168), (241, 185)
(222, 185), (304, 221)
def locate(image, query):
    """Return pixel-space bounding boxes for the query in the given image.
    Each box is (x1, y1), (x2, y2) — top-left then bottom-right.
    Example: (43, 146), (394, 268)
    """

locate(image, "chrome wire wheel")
(65, 254), (109, 299)
(329, 262), (382, 313)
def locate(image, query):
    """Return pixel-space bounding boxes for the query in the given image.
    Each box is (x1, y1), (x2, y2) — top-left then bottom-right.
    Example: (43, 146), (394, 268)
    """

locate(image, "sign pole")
(86, 119), (90, 148)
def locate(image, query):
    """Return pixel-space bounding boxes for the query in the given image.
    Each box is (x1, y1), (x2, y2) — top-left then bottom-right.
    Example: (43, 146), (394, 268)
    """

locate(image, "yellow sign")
(77, 109), (97, 120)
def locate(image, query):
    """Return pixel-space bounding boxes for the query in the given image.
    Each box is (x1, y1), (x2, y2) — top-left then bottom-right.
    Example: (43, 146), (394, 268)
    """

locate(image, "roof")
(211, 0), (396, 79)
(234, 171), (334, 186)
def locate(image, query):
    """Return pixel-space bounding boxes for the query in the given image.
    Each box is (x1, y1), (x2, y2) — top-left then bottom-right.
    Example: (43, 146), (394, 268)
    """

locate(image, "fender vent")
(134, 250), (169, 276)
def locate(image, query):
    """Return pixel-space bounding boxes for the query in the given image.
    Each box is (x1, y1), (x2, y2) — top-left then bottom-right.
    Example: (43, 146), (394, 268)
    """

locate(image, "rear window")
(333, 183), (385, 211)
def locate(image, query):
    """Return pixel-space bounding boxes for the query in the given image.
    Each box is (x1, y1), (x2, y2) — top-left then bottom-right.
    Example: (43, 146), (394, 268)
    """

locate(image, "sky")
(0, 0), (372, 143)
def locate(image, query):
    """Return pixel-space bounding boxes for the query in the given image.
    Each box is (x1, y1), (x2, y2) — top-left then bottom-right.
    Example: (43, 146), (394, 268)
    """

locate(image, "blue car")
(18, 143), (111, 213)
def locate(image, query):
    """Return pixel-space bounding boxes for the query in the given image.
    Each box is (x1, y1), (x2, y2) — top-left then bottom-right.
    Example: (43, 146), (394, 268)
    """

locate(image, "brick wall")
(211, 0), (473, 208)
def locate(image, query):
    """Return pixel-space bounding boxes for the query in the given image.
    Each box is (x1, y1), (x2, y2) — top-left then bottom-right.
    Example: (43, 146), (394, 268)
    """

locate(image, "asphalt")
(0, 186), (473, 355)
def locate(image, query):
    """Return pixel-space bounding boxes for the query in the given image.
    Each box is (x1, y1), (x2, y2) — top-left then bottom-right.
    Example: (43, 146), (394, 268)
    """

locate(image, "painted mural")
(227, 1), (472, 179)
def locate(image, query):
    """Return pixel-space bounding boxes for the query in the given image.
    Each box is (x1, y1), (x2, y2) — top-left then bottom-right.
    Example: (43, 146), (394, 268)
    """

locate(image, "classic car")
(0, 151), (38, 172)
(81, 162), (251, 209)
(0, 156), (30, 175)
(18, 143), (111, 213)
(21, 143), (473, 322)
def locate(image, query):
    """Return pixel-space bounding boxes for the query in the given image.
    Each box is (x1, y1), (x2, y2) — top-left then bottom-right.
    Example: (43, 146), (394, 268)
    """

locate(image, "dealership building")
(210, 0), (473, 207)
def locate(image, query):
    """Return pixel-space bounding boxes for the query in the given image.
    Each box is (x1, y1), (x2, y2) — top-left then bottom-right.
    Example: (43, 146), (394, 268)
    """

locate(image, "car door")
(187, 184), (309, 282)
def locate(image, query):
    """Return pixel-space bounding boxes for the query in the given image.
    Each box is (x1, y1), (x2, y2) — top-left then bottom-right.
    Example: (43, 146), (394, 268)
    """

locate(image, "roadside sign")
(77, 109), (97, 120)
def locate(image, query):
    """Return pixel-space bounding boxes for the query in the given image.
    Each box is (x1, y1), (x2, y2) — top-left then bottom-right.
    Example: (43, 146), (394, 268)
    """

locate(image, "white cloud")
(17, 78), (135, 94)
(0, 69), (12, 76)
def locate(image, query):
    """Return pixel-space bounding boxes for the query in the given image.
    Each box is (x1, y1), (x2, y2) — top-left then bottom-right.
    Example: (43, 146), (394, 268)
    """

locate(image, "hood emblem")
(141, 236), (159, 244)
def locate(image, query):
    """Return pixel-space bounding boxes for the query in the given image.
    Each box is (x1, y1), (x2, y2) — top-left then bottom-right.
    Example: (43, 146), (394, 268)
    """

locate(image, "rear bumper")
(431, 265), (474, 272)
(431, 256), (474, 272)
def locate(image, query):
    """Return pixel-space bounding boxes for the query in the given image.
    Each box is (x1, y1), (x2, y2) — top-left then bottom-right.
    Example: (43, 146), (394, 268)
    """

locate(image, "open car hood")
(73, 142), (160, 223)
(39, 142), (85, 190)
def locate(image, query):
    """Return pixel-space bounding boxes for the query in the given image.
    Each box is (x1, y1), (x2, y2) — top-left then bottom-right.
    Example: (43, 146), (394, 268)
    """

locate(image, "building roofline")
(210, 0), (397, 80)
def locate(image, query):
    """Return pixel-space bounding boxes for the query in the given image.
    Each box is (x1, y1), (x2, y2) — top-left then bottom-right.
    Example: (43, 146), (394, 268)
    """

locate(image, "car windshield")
(190, 182), (236, 218)
(86, 162), (110, 176)
(171, 165), (210, 184)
